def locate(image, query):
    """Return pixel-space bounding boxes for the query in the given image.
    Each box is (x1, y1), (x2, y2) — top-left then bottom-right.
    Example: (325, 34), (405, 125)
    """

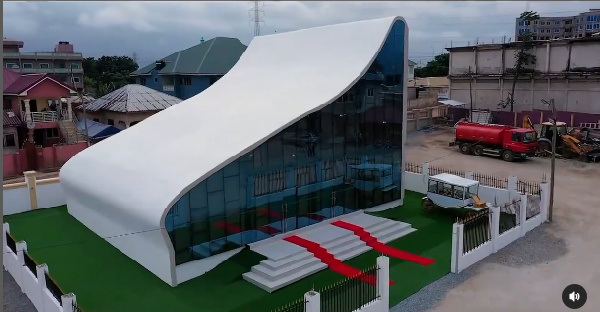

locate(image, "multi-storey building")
(3, 39), (84, 89)
(130, 37), (247, 100)
(515, 9), (600, 41)
(446, 37), (600, 115)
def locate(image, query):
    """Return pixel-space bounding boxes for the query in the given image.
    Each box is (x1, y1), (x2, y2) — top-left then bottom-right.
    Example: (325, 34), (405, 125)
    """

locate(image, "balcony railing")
(163, 85), (175, 92)
(19, 68), (84, 74)
(3, 52), (83, 58)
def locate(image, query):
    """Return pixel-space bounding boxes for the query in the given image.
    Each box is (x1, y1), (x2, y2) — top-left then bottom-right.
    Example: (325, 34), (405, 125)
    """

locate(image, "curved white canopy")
(60, 16), (407, 286)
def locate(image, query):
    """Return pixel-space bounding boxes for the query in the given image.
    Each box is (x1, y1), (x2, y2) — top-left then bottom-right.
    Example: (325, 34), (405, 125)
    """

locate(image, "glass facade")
(165, 20), (406, 265)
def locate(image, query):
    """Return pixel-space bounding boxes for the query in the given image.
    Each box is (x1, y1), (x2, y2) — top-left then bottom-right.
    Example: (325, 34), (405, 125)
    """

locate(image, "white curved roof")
(60, 16), (407, 283)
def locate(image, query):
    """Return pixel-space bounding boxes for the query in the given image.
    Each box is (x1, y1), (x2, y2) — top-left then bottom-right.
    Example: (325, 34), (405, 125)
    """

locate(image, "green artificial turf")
(4, 191), (453, 312)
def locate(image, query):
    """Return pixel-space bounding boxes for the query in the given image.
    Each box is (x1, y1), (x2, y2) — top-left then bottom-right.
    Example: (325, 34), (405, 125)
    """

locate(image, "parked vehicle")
(449, 122), (538, 162)
(346, 163), (397, 192)
(421, 173), (489, 218)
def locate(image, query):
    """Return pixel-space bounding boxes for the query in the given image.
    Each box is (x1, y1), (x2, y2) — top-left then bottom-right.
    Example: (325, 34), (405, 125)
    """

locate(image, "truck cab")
(502, 128), (538, 159)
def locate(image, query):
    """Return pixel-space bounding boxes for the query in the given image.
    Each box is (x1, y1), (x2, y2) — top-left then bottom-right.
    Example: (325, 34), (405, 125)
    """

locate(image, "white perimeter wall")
(3, 223), (77, 312)
(3, 175), (66, 216)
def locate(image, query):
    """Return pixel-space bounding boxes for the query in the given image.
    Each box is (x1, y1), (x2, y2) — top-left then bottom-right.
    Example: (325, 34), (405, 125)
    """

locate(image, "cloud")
(3, 1), (600, 65)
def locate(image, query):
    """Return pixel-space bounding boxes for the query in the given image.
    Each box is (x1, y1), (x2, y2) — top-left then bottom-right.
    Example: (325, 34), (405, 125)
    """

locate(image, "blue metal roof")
(76, 119), (121, 139)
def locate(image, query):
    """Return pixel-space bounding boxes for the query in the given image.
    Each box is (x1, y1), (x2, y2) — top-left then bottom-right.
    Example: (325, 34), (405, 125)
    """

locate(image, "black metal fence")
(319, 265), (379, 312)
(429, 165), (465, 177)
(72, 301), (84, 312)
(405, 162), (422, 174)
(472, 172), (508, 189)
(458, 210), (491, 254)
(517, 180), (541, 196)
(270, 296), (306, 312)
(23, 251), (37, 275)
(6, 232), (17, 254)
(499, 199), (521, 234)
(45, 273), (64, 306)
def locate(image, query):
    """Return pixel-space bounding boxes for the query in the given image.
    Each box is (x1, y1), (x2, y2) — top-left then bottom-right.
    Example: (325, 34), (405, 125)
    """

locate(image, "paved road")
(3, 270), (36, 312)
(400, 128), (599, 312)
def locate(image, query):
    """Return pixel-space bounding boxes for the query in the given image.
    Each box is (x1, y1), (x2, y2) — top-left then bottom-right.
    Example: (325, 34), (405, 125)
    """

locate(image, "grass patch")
(4, 190), (453, 312)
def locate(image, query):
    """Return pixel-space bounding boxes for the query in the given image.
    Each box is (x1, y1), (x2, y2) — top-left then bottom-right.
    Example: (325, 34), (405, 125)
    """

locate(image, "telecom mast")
(249, 1), (264, 36)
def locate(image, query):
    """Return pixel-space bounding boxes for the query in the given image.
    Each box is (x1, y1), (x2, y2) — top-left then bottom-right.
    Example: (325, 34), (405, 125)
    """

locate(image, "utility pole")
(541, 98), (556, 222)
(80, 88), (90, 146)
(467, 66), (474, 121)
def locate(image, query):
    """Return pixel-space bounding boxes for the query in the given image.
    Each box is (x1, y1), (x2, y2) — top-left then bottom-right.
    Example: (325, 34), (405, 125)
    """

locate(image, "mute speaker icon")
(569, 292), (580, 302)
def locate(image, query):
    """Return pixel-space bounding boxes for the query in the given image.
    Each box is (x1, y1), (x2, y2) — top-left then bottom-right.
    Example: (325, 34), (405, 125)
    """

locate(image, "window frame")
(3, 133), (17, 147)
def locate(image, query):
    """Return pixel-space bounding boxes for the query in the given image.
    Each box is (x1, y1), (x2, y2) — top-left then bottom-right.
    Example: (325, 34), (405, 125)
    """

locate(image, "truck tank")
(455, 122), (511, 146)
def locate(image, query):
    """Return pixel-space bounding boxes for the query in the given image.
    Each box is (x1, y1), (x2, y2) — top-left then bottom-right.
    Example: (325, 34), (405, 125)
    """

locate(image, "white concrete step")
(243, 262), (328, 293)
(379, 227), (417, 244)
(260, 251), (313, 270)
(252, 256), (322, 281)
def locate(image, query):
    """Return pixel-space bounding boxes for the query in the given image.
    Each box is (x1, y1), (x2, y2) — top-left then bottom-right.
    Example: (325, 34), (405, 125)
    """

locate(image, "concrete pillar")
(16, 241), (27, 293)
(519, 194), (528, 237)
(490, 206), (500, 253)
(3, 223), (9, 247)
(61, 293), (77, 312)
(23, 99), (32, 122)
(304, 290), (321, 312)
(465, 171), (474, 180)
(24, 171), (38, 210)
(36, 263), (49, 309)
(539, 182), (550, 222)
(507, 175), (517, 192)
(376, 256), (390, 311)
(66, 98), (73, 121)
(451, 223), (464, 273)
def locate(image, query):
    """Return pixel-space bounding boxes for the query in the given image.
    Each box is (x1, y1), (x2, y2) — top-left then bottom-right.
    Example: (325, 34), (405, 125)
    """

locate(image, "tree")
(498, 11), (540, 112)
(83, 56), (139, 96)
(414, 53), (449, 78)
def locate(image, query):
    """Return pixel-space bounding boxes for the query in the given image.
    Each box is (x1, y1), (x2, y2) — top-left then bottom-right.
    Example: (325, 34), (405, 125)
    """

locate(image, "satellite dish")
(27, 121), (35, 130)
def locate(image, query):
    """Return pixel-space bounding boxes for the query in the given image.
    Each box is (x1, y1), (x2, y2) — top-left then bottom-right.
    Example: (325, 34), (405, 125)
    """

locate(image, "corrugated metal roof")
(3, 68), (21, 91)
(131, 37), (247, 76)
(76, 119), (121, 139)
(3, 109), (22, 126)
(80, 84), (182, 113)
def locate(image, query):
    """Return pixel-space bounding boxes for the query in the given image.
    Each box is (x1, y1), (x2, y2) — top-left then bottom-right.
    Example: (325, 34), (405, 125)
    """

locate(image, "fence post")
(465, 171), (474, 180)
(490, 206), (500, 253)
(35, 263), (48, 311)
(14, 241), (27, 291)
(3, 223), (9, 250)
(507, 175), (517, 192)
(24, 171), (38, 210)
(519, 194), (528, 237)
(304, 290), (320, 312)
(450, 223), (463, 273)
(422, 162), (430, 193)
(539, 181), (550, 222)
(61, 293), (76, 312)
(377, 255), (390, 311)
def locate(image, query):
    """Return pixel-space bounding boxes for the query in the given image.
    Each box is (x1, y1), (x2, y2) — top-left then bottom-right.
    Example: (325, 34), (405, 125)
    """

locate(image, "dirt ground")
(405, 128), (599, 312)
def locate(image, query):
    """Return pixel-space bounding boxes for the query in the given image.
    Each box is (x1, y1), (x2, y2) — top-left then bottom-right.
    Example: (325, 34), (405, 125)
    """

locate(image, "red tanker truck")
(449, 122), (539, 162)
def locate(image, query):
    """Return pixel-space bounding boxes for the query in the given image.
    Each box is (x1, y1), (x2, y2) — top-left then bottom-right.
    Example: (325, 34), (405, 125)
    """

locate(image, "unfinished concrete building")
(446, 37), (600, 114)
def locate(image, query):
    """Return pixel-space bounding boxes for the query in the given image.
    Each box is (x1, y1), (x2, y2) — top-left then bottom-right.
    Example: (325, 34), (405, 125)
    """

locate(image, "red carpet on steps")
(331, 220), (435, 266)
(283, 235), (394, 285)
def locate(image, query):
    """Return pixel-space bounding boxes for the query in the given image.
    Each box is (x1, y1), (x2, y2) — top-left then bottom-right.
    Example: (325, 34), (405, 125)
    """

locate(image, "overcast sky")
(4, 1), (600, 67)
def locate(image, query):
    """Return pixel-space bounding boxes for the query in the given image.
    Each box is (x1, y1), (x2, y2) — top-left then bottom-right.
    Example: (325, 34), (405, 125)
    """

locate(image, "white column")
(519, 194), (528, 237)
(490, 206), (500, 253)
(422, 163), (430, 193)
(539, 182), (550, 222)
(465, 171), (474, 180)
(2, 223), (9, 250)
(66, 98), (73, 121)
(36, 263), (48, 311)
(23, 99), (32, 122)
(16, 241), (27, 293)
(61, 293), (77, 312)
(304, 290), (321, 312)
(376, 256), (390, 311)
(451, 223), (464, 273)
(507, 175), (517, 192)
